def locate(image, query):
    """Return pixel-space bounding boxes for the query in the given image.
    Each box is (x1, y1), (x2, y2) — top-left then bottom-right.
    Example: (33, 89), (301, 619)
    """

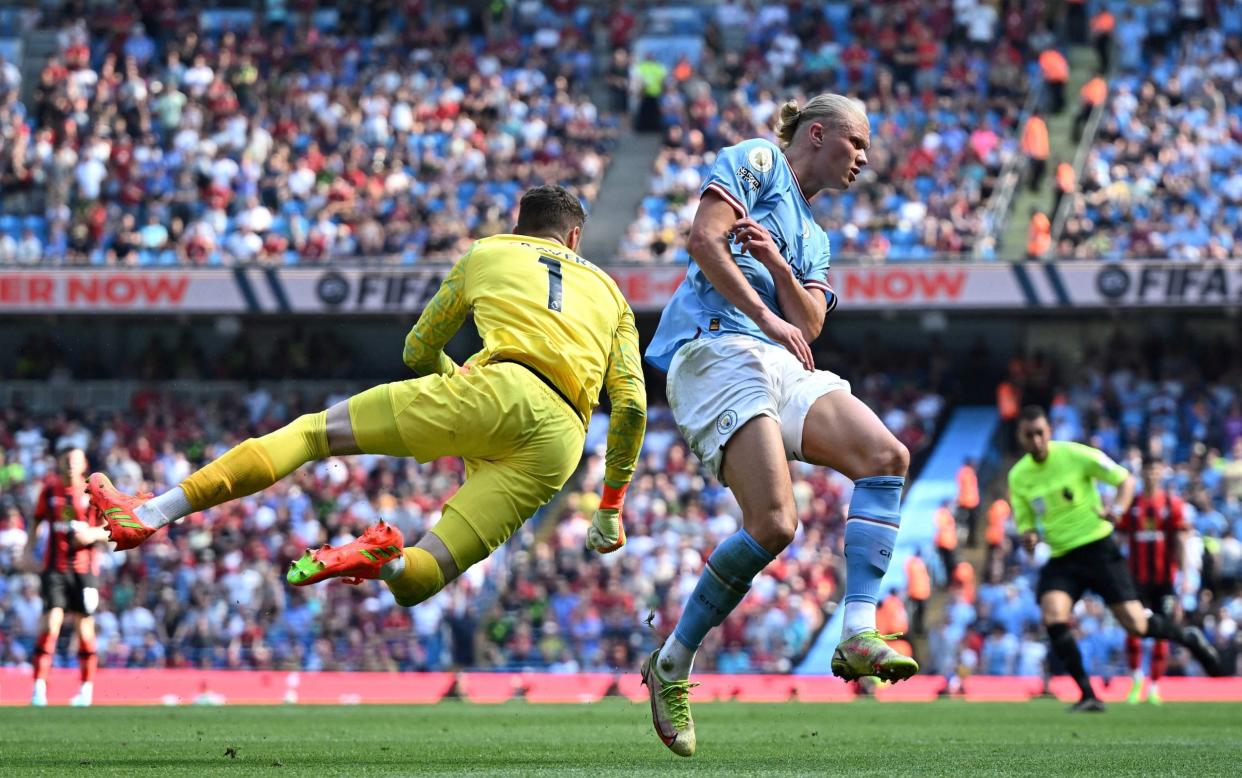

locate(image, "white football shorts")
(665, 333), (851, 482)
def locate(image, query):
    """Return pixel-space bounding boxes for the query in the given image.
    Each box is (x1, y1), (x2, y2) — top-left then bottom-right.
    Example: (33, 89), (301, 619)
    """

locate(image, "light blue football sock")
(671, 528), (774, 651)
(843, 476), (904, 611)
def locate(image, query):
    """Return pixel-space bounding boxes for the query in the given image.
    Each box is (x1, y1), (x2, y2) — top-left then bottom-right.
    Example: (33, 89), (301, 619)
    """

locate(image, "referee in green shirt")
(1008, 406), (1222, 711)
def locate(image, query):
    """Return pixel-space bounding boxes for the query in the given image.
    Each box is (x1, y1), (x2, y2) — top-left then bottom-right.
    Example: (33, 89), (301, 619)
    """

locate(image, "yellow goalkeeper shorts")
(346, 362), (584, 557)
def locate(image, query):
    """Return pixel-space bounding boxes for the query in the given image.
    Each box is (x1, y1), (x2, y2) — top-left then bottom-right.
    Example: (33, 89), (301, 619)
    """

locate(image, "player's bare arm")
(729, 216), (827, 342)
(687, 192), (814, 370)
(1101, 474), (1136, 521)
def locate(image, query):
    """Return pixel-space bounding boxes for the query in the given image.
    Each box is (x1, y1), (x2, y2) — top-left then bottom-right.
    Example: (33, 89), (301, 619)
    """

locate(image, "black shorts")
(41, 570), (100, 615)
(1136, 581), (1176, 615)
(1036, 536), (1138, 605)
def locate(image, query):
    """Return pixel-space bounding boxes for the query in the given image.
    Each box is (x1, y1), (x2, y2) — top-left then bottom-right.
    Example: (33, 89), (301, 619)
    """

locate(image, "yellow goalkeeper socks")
(384, 547), (446, 607)
(181, 412), (329, 511)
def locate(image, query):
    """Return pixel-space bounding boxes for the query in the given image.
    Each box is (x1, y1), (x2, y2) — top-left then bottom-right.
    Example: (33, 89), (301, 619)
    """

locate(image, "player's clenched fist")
(586, 482), (628, 554)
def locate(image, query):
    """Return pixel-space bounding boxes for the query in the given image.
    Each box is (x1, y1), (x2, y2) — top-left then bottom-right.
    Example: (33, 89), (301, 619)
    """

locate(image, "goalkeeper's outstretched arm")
(588, 306), (647, 553)
(403, 250), (472, 377)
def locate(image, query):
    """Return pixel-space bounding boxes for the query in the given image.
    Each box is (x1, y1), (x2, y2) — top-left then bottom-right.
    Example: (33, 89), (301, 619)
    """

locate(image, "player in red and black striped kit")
(1116, 455), (1189, 705)
(21, 449), (110, 707)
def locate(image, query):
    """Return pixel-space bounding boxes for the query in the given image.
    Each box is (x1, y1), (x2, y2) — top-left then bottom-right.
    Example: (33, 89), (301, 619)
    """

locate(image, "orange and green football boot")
(831, 630), (920, 683)
(287, 521), (405, 587)
(88, 472), (157, 550)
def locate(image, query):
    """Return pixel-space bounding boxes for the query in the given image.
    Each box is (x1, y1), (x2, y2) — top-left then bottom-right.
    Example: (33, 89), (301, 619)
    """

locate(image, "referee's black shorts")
(41, 570), (100, 615)
(1036, 536), (1138, 605)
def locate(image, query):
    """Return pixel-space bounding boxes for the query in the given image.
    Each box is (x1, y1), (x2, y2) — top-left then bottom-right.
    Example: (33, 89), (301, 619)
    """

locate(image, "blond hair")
(774, 94), (868, 148)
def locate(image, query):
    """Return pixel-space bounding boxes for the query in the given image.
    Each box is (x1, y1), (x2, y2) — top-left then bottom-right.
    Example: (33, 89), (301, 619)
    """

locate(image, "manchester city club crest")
(716, 409), (739, 435)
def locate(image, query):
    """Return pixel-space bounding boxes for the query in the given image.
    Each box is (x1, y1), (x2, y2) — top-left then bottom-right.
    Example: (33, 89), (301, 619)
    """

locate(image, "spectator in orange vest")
(957, 458), (981, 547)
(934, 501), (958, 582)
(1026, 209), (1051, 260)
(988, 497), (1008, 576)
(1074, 76), (1107, 141)
(1053, 161), (1076, 218)
(1021, 115), (1049, 192)
(877, 589), (914, 659)
(986, 498), (1010, 550)
(997, 365), (1022, 454)
(878, 589), (910, 635)
(1090, 9), (1115, 72)
(1038, 49), (1069, 113)
(951, 561), (976, 605)
(672, 55), (693, 83)
(905, 552), (931, 634)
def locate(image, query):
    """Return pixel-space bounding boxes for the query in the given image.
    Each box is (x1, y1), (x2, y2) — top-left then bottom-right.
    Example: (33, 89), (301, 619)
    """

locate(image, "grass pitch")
(3, 700), (1239, 776)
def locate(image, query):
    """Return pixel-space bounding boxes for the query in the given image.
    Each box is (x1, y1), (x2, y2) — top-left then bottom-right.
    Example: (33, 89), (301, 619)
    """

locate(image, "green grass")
(3, 700), (1240, 776)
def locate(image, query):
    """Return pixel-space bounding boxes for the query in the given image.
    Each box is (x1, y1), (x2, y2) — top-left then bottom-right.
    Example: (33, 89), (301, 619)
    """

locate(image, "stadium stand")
(928, 334), (1242, 685)
(618, 0), (1035, 264)
(0, 1), (614, 266)
(1058, 14), (1242, 260)
(0, 388), (495, 671)
(0, 343), (948, 673)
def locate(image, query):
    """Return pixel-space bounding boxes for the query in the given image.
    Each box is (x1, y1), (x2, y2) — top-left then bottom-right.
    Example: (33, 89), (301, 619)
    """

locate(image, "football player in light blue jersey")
(641, 94), (917, 758)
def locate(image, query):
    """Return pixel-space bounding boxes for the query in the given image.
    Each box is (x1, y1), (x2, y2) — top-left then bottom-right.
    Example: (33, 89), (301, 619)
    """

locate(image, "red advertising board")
(5, 669), (1240, 706)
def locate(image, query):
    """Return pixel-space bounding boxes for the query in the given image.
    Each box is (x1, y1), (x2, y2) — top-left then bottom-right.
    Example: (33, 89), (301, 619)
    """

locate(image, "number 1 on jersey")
(538, 256), (563, 312)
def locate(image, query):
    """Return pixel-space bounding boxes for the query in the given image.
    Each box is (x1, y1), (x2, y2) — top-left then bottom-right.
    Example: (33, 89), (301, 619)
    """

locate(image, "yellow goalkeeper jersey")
(402, 233), (646, 485)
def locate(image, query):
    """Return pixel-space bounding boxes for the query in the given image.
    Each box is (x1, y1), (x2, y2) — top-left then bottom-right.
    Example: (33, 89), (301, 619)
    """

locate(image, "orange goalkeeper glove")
(586, 481), (627, 554)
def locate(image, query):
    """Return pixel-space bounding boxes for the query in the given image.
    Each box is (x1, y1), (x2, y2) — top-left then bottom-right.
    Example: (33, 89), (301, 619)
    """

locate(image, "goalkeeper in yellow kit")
(88, 185), (646, 606)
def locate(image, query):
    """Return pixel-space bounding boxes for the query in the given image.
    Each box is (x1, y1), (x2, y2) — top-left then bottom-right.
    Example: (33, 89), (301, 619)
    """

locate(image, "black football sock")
(1146, 613), (1221, 675)
(1048, 622), (1095, 700)
(1143, 613), (1185, 642)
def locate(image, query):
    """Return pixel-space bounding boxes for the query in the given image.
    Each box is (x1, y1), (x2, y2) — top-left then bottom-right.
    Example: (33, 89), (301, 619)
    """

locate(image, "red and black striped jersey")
(1117, 491), (1185, 587)
(33, 474), (99, 575)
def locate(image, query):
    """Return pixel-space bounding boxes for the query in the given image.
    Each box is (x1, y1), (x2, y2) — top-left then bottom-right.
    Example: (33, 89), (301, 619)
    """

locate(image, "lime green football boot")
(640, 650), (698, 757)
(831, 630), (919, 683)
(1126, 677), (1145, 705)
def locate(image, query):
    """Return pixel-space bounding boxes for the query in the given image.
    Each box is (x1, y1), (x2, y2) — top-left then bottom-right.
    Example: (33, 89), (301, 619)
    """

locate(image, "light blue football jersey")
(645, 138), (837, 371)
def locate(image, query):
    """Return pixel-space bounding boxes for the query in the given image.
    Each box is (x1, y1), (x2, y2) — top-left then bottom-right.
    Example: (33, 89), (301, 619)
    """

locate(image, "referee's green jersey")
(1007, 441), (1131, 557)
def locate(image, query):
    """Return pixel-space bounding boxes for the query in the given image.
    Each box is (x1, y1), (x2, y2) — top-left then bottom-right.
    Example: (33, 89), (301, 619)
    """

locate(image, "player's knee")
(745, 507), (797, 553)
(870, 441), (909, 477)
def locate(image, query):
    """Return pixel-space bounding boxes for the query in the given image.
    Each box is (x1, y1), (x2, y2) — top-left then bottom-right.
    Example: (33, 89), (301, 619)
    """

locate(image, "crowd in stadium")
(0, 386), (507, 671)
(2, 1), (1239, 267)
(1058, 9), (1242, 260)
(928, 334), (1242, 683)
(619, 0), (1032, 264)
(0, 340), (948, 674)
(0, 0), (615, 266)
